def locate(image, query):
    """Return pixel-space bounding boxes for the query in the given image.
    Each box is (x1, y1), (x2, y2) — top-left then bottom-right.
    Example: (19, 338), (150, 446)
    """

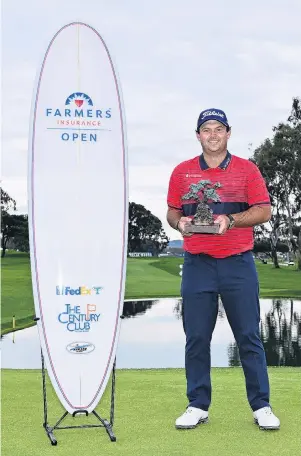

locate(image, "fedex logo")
(56, 286), (103, 296)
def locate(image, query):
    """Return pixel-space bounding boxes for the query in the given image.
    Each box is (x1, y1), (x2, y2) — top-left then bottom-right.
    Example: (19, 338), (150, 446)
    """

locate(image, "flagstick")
(12, 315), (16, 343)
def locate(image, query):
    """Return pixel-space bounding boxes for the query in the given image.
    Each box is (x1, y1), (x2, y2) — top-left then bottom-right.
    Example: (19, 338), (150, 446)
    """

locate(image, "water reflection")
(229, 299), (301, 367)
(262, 299), (301, 366)
(121, 300), (157, 318)
(172, 299), (226, 320)
(1, 298), (301, 369)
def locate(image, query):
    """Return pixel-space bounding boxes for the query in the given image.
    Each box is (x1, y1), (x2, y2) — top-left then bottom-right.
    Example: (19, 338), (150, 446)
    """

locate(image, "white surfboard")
(28, 22), (128, 414)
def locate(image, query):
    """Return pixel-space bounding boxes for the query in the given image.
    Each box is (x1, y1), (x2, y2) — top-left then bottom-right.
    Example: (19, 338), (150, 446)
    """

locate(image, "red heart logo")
(75, 100), (83, 107)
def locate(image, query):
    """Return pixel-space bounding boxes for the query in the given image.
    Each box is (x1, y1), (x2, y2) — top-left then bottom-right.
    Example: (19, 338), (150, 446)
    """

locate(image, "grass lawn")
(1, 253), (34, 333)
(1, 367), (300, 456)
(1, 252), (301, 334)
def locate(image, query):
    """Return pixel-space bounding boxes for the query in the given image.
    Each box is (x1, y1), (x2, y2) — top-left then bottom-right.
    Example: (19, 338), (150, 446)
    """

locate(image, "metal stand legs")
(40, 349), (117, 445)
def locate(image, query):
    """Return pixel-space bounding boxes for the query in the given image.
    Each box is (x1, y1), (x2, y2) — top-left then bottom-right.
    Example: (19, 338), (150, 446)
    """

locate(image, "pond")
(2, 298), (301, 369)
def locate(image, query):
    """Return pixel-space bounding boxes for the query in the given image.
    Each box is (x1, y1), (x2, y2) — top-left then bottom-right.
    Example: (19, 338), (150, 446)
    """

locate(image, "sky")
(2, 0), (301, 240)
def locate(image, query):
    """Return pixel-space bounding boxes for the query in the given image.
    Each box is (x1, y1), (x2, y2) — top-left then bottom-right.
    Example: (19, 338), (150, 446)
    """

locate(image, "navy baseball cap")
(197, 108), (229, 131)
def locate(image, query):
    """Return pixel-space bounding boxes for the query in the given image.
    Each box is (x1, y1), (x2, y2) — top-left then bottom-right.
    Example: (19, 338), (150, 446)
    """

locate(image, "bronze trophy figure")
(182, 180), (222, 234)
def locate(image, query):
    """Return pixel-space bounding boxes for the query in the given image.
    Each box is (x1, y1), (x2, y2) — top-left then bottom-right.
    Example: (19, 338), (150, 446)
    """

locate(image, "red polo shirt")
(167, 151), (270, 258)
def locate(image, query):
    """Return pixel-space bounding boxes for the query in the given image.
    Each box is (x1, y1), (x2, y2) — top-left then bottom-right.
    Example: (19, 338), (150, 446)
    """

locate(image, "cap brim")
(197, 119), (229, 130)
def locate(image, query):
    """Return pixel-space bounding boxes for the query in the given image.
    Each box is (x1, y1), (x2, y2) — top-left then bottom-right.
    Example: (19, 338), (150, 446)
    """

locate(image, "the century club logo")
(46, 92), (112, 143)
(58, 303), (101, 332)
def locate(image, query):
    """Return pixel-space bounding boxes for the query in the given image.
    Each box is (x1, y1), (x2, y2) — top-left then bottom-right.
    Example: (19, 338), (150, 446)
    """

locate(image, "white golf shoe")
(175, 406), (209, 429)
(253, 407), (280, 430)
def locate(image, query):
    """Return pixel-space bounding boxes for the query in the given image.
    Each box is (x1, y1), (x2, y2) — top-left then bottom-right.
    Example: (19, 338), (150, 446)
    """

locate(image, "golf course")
(2, 252), (301, 455)
(2, 367), (300, 456)
(2, 252), (301, 334)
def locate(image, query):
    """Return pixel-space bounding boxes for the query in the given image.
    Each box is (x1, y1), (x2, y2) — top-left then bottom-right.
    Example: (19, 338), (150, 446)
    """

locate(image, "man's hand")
(214, 205), (271, 233)
(178, 217), (194, 237)
(214, 215), (230, 235)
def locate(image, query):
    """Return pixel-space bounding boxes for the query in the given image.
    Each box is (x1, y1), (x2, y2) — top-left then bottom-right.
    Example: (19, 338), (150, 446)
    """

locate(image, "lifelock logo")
(56, 286), (103, 296)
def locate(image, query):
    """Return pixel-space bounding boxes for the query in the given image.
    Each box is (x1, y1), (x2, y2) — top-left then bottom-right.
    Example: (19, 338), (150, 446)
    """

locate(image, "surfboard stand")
(39, 347), (117, 444)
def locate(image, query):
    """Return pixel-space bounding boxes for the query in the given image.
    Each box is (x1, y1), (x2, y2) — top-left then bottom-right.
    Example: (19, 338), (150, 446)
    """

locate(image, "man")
(167, 108), (280, 431)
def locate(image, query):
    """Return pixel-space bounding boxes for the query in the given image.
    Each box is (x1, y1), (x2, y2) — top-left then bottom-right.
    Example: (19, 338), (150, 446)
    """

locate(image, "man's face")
(196, 120), (231, 153)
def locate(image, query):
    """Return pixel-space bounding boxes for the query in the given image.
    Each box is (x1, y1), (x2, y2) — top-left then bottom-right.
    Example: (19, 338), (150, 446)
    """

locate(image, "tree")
(12, 215), (29, 253)
(128, 202), (169, 255)
(253, 239), (271, 255)
(1, 213), (29, 257)
(251, 104), (301, 269)
(287, 97), (301, 268)
(272, 124), (301, 252)
(251, 140), (284, 268)
(253, 238), (289, 256)
(1, 188), (16, 213)
(1, 188), (29, 257)
(1, 188), (16, 257)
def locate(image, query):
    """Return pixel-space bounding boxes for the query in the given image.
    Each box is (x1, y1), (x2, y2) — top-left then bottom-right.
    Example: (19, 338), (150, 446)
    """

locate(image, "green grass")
(125, 257), (183, 298)
(1, 368), (300, 456)
(254, 261), (301, 298)
(1, 253), (35, 333)
(1, 253), (301, 334)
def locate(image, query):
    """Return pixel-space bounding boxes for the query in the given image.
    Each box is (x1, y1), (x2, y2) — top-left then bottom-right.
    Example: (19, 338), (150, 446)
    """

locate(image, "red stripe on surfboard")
(31, 22), (127, 410)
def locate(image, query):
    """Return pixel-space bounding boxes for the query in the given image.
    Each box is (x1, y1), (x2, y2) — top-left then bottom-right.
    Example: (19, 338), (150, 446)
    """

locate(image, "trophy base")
(183, 223), (220, 234)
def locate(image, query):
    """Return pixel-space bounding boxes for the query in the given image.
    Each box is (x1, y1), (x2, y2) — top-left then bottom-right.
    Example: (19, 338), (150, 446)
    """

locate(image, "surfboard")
(28, 22), (128, 414)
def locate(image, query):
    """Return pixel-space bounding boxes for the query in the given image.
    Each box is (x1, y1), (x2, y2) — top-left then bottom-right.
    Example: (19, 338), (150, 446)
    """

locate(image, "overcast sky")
(2, 0), (301, 239)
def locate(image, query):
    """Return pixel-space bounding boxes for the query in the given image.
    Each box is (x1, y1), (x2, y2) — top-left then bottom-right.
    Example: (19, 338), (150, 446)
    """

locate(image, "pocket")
(234, 251), (251, 262)
(235, 251), (258, 281)
(183, 251), (195, 266)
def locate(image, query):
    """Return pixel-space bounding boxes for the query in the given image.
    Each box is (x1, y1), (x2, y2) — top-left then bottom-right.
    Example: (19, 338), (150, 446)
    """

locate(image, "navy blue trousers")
(181, 251), (270, 412)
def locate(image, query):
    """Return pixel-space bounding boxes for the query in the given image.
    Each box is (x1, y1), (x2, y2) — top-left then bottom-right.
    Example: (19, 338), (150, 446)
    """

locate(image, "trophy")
(182, 180), (222, 234)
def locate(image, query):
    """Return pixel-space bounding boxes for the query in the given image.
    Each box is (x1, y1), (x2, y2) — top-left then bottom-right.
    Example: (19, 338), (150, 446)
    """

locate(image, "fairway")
(1, 368), (300, 456)
(1, 253), (301, 334)
(2, 254), (301, 455)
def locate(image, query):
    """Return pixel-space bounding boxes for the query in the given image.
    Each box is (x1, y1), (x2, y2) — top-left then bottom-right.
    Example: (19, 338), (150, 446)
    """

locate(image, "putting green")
(2, 368), (300, 456)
